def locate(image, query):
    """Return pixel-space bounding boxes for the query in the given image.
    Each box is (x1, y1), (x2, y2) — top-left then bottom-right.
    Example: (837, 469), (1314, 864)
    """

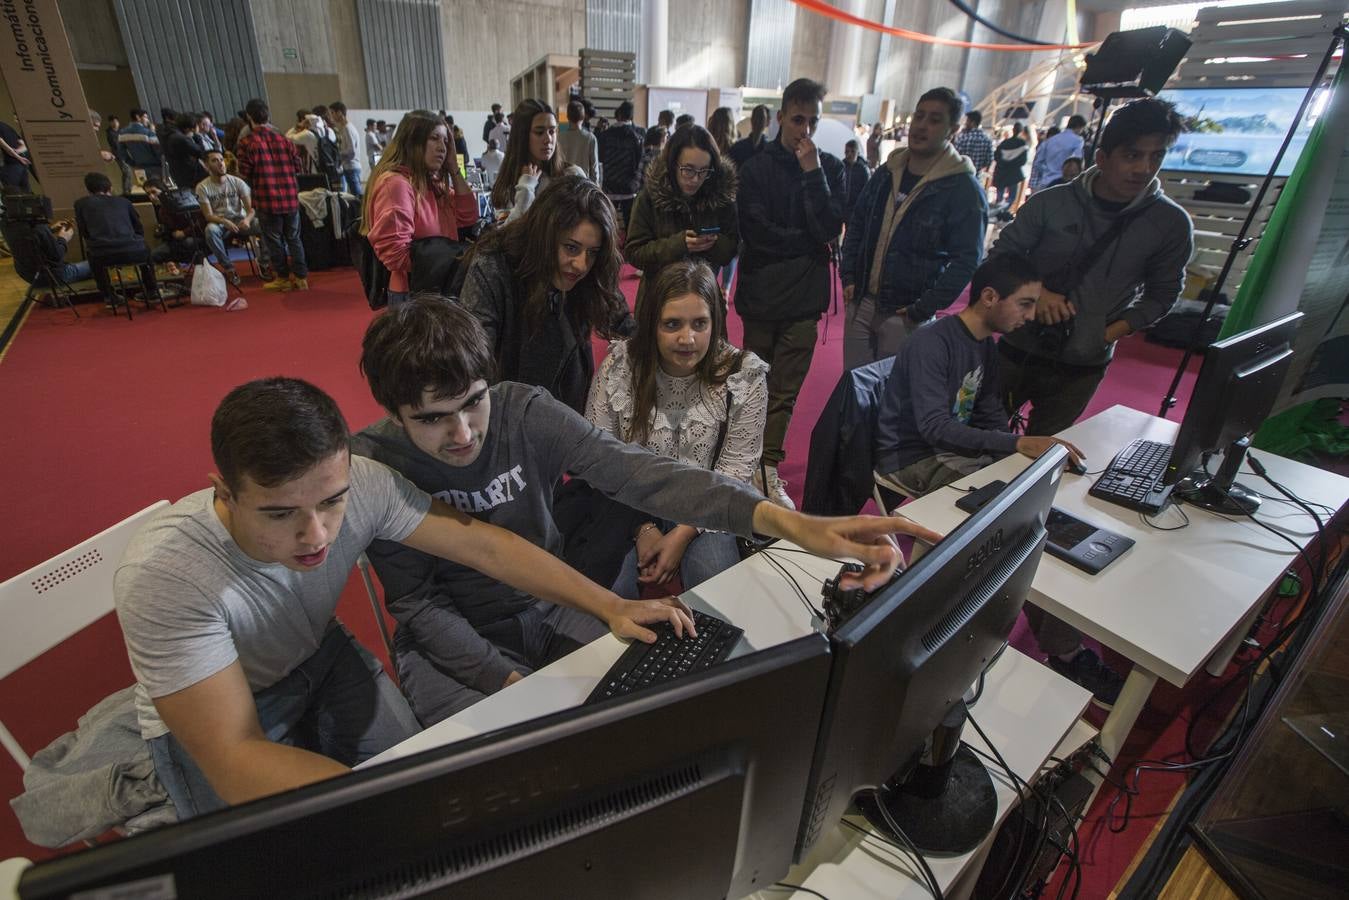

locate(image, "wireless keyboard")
(585, 609), (743, 704)
(1089, 438), (1174, 514)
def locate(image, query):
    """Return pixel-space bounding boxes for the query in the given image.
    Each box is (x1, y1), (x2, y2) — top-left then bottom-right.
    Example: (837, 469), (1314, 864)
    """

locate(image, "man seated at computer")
(118, 377), (728, 820)
(116, 375), (919, 819)
(872, 254), (1125, 705)
(352, 297), (943, 727)
(873, 253), (1084, 497)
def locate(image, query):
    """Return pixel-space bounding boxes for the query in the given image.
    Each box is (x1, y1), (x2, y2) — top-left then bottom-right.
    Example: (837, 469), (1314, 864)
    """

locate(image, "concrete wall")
(439, 0), (587, 109)
(788, 8), (831, 85)
(667, 0), (750, 88)
(251, 0), (370, 109)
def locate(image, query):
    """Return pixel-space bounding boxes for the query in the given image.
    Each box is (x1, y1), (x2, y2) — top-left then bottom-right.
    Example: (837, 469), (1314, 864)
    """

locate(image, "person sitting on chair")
(873, 253), (1083, 499)
(196, 150), (268, 286)
(143, 177), (198, 276)
(1, 204), (92, 293)
(74, 171), (159, 305)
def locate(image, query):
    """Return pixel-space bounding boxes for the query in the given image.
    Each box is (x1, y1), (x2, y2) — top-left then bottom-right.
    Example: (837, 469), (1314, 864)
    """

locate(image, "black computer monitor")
(20, 636), (831, 900)
(1163, 311), (1302, 515)
(796, 447), (1065, 859)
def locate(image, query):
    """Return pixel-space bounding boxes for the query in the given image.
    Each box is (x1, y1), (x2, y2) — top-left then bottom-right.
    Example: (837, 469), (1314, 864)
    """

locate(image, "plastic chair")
(0, 501), (168, 771)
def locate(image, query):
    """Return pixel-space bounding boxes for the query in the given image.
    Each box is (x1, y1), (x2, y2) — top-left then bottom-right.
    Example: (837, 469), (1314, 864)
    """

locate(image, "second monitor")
(797, 446), (1066, 859)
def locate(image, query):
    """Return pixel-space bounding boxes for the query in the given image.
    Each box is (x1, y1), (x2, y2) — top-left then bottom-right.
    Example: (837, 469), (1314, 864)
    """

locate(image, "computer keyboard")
(585, 609), (744, 704)
(1089, 438), (1175, 514)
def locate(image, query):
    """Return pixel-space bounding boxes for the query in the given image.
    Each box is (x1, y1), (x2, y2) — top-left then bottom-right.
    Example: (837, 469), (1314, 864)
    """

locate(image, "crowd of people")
(5, 77), (1198, 832)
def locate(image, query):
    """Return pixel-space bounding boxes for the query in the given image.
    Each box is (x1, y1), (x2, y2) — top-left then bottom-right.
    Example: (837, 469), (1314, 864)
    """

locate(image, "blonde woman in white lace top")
(586, 260), (768, 596)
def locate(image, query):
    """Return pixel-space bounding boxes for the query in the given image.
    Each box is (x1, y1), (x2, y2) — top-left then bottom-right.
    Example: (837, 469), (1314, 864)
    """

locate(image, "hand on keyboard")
(607, 596), (698, 644)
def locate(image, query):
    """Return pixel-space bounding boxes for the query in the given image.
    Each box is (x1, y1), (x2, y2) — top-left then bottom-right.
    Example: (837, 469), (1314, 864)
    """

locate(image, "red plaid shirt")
(237, 125), (300, 214)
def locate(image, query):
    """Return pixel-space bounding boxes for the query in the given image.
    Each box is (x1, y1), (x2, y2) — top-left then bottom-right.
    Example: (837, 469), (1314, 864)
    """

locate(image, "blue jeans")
(611, 522), (742, 599)
(203, 220), (268, 272)
(33, 260), (91, 287)
(148, 625), (419, 820)
(342, 168), (363, 197)
(258, 209), (307, 279)
(387, 290), (410, 308)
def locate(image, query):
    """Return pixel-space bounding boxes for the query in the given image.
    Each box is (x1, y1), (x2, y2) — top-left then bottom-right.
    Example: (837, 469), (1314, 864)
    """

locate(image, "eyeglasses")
(677, 165), (714, 181)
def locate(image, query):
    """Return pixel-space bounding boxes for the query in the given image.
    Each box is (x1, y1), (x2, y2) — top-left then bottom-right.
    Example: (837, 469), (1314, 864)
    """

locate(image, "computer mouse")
(1066, 459), (1088, 476)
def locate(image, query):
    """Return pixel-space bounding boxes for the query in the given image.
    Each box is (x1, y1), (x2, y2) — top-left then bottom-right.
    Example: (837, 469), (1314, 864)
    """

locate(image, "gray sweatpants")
(395, 602), (609, 727)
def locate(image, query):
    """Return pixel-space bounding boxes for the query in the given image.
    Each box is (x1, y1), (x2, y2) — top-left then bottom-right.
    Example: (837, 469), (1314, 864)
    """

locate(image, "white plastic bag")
(190, 264), (227, 307)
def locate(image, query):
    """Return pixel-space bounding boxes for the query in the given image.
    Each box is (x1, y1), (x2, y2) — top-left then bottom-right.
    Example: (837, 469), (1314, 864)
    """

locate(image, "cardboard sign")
(0, 0), (105, 210)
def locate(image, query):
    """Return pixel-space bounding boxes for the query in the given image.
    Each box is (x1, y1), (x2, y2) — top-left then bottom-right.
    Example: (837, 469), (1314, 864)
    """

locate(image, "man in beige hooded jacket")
(840, 87), (988, 369)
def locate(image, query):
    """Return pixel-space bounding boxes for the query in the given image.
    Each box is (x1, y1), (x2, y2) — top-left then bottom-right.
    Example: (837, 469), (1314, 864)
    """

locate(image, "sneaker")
(226, 269), (242, 288)
(754, 465), (796, 510)
(1048, 648), (1123, 709)
(289, 276), (309, 291)
(262, 278), (290, 292)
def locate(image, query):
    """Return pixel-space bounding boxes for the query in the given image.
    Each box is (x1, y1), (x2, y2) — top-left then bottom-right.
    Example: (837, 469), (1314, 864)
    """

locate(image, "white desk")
(891, 404), (1349, 762)
(364, 542), (1094, 899)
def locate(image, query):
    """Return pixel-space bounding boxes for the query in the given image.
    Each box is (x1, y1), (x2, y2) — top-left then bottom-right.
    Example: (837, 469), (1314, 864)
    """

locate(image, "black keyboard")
(1089, 438), (1174, 514)
(585, 609), (743, 704)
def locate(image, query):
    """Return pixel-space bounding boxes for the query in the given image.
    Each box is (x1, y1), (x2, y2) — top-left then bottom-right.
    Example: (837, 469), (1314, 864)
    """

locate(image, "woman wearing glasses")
(624, 124), (738, 320)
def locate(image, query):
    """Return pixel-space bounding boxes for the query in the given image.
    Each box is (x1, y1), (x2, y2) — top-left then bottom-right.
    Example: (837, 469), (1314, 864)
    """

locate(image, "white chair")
(0, 501), (168, 771)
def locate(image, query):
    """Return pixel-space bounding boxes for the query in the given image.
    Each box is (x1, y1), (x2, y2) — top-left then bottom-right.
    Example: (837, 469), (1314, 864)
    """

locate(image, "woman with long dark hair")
(586, 260), (767, 595)
(362, 110), (478, 307)
(459, 175), (632, 412)
(491, 99), (584, 223)
(624, 124), (738, 315)
(705, 107), (736, 158)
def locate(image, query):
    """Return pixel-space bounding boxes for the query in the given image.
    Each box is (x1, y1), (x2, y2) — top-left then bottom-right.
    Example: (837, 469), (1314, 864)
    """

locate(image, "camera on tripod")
(1, 193), (53, 225)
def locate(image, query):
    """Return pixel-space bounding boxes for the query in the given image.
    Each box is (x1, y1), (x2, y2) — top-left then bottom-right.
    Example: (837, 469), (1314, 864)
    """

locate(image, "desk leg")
(1097, 664), (1159, 765)
(1205, 599), (1266, 678)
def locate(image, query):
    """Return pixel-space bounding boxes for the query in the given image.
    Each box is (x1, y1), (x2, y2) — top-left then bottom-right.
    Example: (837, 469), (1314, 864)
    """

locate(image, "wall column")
(642, 0), (669, 85)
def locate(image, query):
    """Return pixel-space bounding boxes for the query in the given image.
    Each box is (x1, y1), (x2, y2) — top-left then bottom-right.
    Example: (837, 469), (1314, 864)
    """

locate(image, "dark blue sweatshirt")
(874, 315), (1020, 475)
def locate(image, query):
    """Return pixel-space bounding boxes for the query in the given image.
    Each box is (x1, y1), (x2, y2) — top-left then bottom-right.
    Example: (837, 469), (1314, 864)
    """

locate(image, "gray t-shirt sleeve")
(115, 563), (238, 700)
(350, 454), (433, 543)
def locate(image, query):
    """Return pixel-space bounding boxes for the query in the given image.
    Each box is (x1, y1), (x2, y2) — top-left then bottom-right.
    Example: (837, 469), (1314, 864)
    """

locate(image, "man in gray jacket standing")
(994, 97), (1192, 438)
(992, 98), (1191, 705)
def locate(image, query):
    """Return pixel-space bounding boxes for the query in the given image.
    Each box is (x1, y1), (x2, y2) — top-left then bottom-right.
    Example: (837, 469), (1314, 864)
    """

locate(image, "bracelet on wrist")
(634, 522), (659, 543)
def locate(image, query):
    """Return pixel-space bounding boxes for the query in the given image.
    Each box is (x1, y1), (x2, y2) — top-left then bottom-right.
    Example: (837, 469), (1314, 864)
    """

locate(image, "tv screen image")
(1157, 86), (1329, 178)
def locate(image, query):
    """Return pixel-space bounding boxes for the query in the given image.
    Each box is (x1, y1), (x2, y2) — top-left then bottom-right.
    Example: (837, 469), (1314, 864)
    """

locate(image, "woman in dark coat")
(624, 124), (738, 317)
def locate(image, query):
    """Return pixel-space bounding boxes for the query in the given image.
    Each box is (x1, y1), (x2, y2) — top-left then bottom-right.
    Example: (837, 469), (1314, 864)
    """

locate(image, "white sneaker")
(755, 465), (796, 510)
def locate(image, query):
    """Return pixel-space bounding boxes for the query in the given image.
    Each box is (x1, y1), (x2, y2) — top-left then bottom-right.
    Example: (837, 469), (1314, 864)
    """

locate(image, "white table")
(890, 404), (1349, 763)
(364, 542), (1094, 899)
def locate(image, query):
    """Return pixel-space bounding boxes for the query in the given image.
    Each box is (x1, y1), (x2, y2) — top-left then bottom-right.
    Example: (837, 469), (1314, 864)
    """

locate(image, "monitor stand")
(1176, 436), (1263, 516)
(855, 702), (997, 855)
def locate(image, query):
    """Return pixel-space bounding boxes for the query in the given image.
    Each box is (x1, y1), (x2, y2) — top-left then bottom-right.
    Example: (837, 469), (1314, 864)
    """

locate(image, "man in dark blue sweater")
(874, 253), (1083, 497)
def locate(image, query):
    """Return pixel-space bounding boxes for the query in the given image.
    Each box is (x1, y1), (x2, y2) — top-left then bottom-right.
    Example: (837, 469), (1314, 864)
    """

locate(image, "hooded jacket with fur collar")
(623, 149), (739, 312)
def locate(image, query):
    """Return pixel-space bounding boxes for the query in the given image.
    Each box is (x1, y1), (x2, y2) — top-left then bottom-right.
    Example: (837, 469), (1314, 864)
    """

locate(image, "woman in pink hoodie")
(363, 109), (479, 307)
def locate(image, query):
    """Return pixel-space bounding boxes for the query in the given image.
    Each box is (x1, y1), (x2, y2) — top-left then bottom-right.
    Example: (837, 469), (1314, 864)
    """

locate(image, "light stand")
(1158, 23), (1348, 419)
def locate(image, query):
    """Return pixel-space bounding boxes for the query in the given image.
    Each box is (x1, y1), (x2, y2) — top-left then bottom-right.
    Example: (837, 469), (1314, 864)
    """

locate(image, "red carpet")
(0, 264), (1206, 894)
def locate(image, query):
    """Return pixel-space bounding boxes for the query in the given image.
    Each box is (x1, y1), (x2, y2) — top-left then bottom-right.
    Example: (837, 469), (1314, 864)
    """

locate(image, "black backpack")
(315, 132), (342, 187)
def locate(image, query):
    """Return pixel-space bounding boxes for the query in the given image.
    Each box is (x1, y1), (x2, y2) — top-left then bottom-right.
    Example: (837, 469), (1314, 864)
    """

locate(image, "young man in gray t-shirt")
(354, 299), (942, 726)
(116, 377), (701, 819)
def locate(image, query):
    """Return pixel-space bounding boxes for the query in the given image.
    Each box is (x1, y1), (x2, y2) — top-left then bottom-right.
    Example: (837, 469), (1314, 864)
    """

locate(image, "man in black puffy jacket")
(736, 77), (846, 510)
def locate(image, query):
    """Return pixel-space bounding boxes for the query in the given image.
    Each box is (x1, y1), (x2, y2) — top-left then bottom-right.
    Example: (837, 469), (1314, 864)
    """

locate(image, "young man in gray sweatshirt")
(353, 298), (939, 726)
(873, 254), (1083, 496)
(994, 97), (1192, 438)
